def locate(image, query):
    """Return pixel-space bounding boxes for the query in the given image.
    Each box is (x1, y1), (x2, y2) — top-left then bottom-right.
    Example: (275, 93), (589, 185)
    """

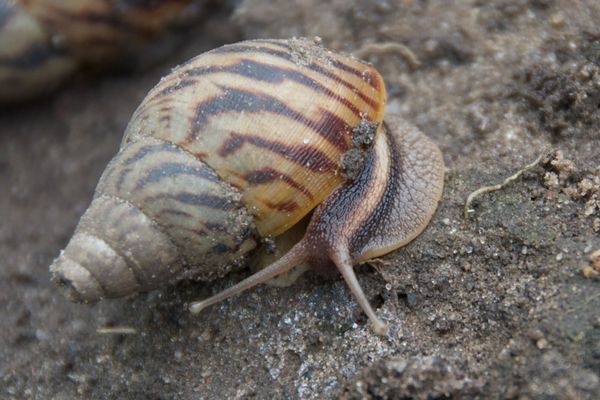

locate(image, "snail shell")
(0, 0), (76, 102)
(0, 0), (192, 102)
(50, 38), (444, 334)
(51, 38), (387, 299)
(20, 0), (193, 63)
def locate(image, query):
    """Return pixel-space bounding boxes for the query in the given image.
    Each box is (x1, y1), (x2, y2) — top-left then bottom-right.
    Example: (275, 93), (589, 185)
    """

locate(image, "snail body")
(0, 0), (193, 102)
(50, 38), (444, 334)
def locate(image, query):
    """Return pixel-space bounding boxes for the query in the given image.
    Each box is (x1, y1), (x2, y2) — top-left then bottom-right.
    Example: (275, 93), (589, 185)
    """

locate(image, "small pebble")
(549, 12), (565, 27)
(536, 338), (549, 350)
(582, 265), (599, 279)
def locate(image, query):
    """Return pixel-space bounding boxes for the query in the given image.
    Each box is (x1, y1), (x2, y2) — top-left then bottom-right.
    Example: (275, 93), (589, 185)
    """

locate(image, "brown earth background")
(1, 0), (599, 398)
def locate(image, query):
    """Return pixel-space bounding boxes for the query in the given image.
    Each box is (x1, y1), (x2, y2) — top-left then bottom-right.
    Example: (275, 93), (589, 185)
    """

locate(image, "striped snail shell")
(50, 38), (444, 335)
(0, 0), (192, 102)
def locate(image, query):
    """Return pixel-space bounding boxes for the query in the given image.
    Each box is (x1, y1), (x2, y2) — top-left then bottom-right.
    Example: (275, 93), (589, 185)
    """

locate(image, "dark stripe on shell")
(218, 132), (338, 173)
(263, 200), (300, 213)
(211, 44), (380, 110)
(159, 192), (235, 211)
(161, 223), (207, 239)
(135, 162), (219, 190)
(114, 166), (133, 193)
(154, 78), (196, 98)
(123, 143), (180, 165)
(261, 39), (372, 82)
(183, 59), (363, 118)
(190, 86), (350, 150)
(111, 143), (183, 192)
(244, 167), (314, 200)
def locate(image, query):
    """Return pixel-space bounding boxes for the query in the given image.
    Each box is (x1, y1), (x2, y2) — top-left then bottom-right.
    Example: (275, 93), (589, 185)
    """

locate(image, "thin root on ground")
(464, 149), (552, 220)
(353, 42), (421, 68)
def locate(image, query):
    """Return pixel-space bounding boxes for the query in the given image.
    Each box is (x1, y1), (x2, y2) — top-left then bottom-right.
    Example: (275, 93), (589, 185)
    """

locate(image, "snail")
(0, 0), (193, 103)
(49, 38), (444, 335)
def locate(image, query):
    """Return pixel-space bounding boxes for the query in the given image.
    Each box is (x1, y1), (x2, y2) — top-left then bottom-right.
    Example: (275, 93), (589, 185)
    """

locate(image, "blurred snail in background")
(49, 38), (444, 335)
(0, 0), (195, 103)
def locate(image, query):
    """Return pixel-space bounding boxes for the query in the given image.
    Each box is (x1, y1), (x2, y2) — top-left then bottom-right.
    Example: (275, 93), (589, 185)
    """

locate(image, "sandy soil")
(1, 0), (599, 399)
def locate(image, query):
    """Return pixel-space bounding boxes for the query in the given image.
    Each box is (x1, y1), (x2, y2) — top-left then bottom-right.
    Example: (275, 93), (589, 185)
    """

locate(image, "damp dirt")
(1, 1), (599, 399)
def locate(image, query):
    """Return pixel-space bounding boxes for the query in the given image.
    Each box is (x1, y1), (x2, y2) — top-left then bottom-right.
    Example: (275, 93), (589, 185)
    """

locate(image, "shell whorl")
(51, 137), (257, 302)
(124, 38), (387, 236)
(51, 195), (181, 302)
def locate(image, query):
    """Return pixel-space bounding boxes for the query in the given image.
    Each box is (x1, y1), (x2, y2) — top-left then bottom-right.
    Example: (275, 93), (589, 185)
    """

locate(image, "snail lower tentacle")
(189, 241), (309, 314)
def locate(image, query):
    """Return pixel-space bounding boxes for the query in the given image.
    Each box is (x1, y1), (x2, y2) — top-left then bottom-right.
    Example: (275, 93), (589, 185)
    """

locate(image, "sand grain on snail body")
(49, 37), (444, 335)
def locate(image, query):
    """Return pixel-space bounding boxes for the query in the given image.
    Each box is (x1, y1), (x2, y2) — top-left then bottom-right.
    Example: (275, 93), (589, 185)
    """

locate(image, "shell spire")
(51, 138), (258, 302)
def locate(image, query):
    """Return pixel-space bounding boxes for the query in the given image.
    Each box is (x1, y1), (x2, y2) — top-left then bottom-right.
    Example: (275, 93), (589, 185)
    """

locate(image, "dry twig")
(97, 326), (137, 335)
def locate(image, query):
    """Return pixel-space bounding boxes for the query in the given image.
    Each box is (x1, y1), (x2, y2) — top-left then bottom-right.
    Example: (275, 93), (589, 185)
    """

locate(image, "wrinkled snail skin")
(0, 0), (192, 102)
(50, 38), (443, 334)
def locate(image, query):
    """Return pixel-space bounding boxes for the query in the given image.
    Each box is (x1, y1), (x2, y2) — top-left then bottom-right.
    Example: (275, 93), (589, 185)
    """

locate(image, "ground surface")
(1, 0), (599, 399)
